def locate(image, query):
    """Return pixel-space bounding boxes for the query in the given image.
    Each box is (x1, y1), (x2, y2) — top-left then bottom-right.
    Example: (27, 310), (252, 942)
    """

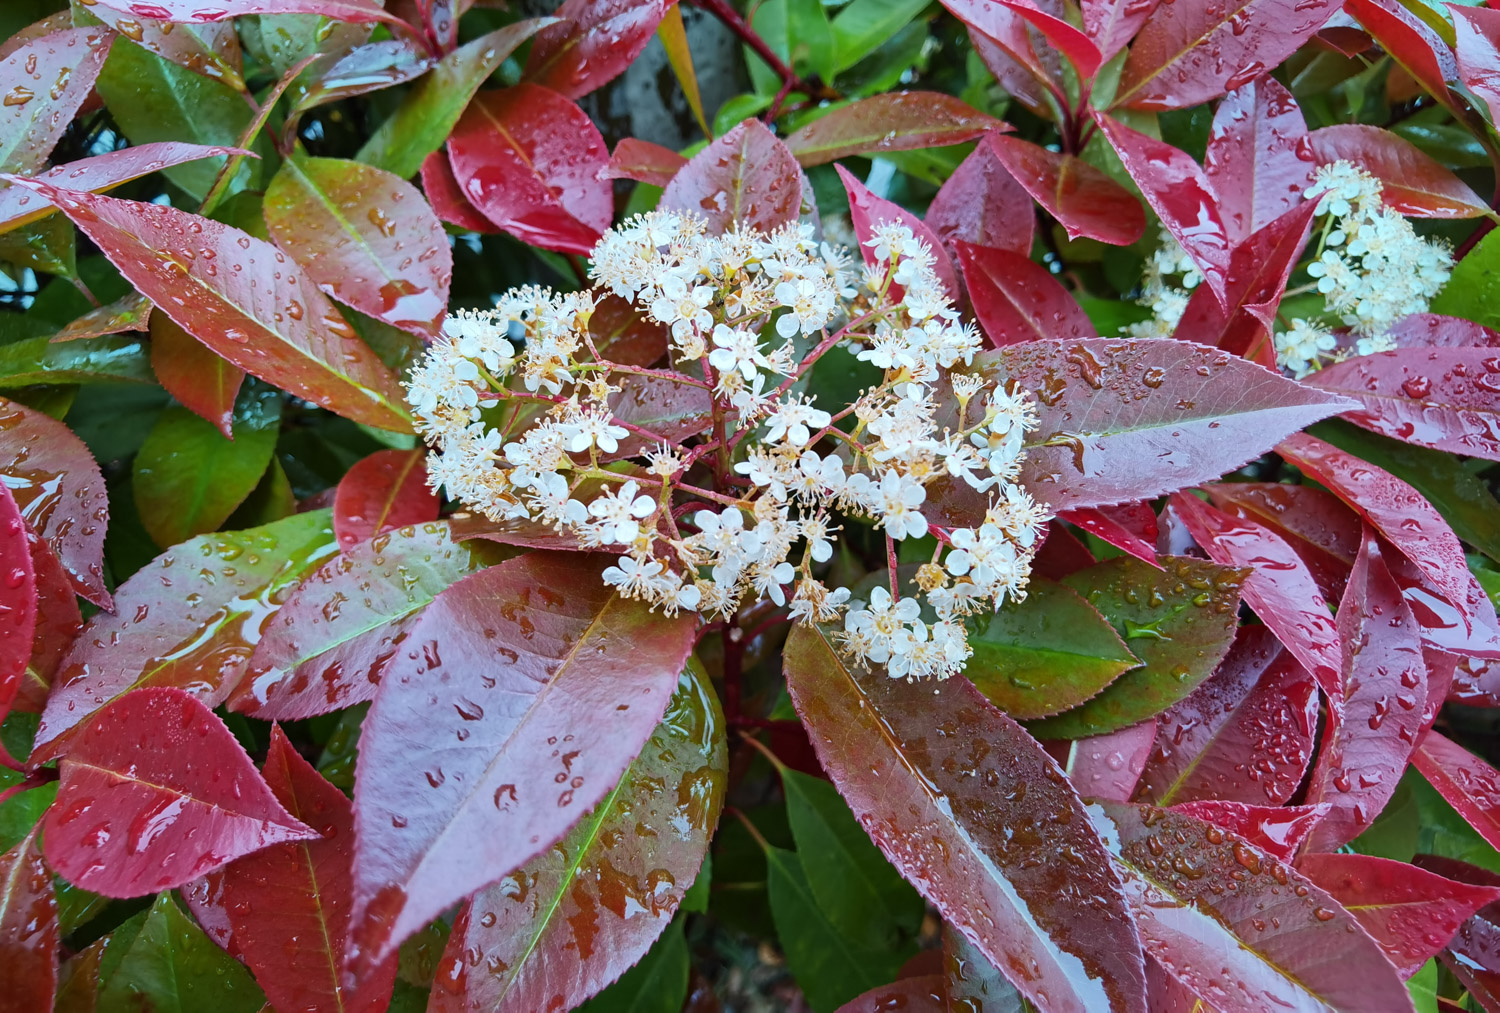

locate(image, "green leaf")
(0, 777), (55, 852)
(831, 0), (931, 74)
(965, 577), (1141, 720)
(0, 214), (76, 278)
(781, 766), (924, 951)
(97, 893), (266, 1013)
(1407, 959), (1439, 1013)
(1026, 555), (1247, 738)
(94, 38), (253, 201)
(766, 846), (905, 1013)
(132, 387), (281, 548)
(0, 335), (152, 387)
(1433, 228), (1500, 328)
(576, 921), (690, 1013)
(1410, 765), (1500, 874)
(791, 0), (838, 83)
(746, 0), (789, 95)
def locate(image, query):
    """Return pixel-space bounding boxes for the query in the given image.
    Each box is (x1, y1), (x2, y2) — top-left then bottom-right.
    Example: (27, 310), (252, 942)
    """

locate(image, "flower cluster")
(405, 209), (1048, 680)
(1123, 230), (1203, 339)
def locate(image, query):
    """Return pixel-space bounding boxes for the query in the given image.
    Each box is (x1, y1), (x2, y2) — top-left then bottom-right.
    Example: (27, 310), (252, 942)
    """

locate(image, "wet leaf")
(44, 687), (316, 897)
(222, 727), (397, 1013)
(429, 661), (725, 1013)
(119, 0), (407, 28)
(942, 925), (1026, 1011)
(1061, 502), (1160, 567)
(782, 622), (1149, 1013)
(834, 974), (947, 1012)
(1307, 125), (1489, 218)
(602, 138), (688, 188)
(1454, 6), (1500, 127)
(1068, 719), (1157, 802)
(132, 391), (281, 548)
(1202, 77), (1317, 244)
(1026, 555), (1244, 738)
(1088, 800), (1416, 1012)
(924, 134), (1035, 260)
(0, 27), (113, 174)
(964, 576), (1141, 720)
(333, 448), (439, 549)
(1386, 313), (1500, 349)
(1136, 625), (1319, 806)
(54, 290), (153, 342)
(291, 38), (431, 118)
(838, 164), (960, 301)
(1299, 853), (1500, 977)
(87, 3), (243, 91)
(987, 134), (1147, 246)
(348, 552), (698, 969)
(1411, 731), (1500, 853)
(97, 892), (266, 1012)
(0, 483), (37, 727)
(661, 119), (803, 236)
(17, 529), (82, 714)
(1204, 481), (1360, 603)
(0, 822), (55, 1010)
(1170, 799), (1326, 860)
(785, 92), (1004, 167)
(420, 149), (498, 234)
(148, 311), (244, 437)
(957, 240), (1095, 346)
(574, 920), (690, 1013)
(36, 510), (340, 758)
(264, 154), (453, 340)
(6, 180), (414, 432)
(446, 84), (611, 256)
(1344, 0), (1459, 115)
(524, 0), (671, 99)
(0, 395), (110, 607)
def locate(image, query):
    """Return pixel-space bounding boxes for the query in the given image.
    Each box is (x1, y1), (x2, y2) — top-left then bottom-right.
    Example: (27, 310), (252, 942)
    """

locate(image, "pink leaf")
(1411, 731), (1500, 852)
(420, 149), (497, 234)
(1069, 719), (1156, 801)
(1454, 6), (1500, 126)
(0, 825), (56, 1009)
(957, 241), (1094, 346)
(661, 119), (803, 235)
(1203, 78), (1318, 245)
(987, 134), (1146, 246)
(1308, 124), (1490, 218)
(523, 0), (670, 99)
(1205, 481), (1360, 603)
(1060, 502), (1160, 568)
(942, 0), (1068, 108)
(0, 483), (37, 726)
(89, 2), (242, 89)
(1386, 313), (1500, 349)
(601, 137), (687, 188)
(105, 0), (408, 29)
(0, 28), (113, 174)
(1168, 800), (1326, 861)
(43, 687), (316, 897)
(785, 92), (1005, 167)
(15, 531), (81, 714)
(1000, 0), (1103, 77)
(838, 164), (959, 301)
(333, 448), (440, 549)
(924, 134), (1035, 260)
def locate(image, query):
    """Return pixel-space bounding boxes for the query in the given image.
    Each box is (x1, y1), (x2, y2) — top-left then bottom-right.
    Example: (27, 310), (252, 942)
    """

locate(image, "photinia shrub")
(8, 0), (1500, 1009)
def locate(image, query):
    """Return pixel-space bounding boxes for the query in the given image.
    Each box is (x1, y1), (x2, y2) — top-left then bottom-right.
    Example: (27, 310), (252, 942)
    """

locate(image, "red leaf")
(0, 483), (37, 725)
(1299, 853), (1500, 977)
(785, 92), (1005, 167)
(838, 165), (960, 301)
(1304, 347), (1500, 461)
(1094, 115), (1231, 301)
(36, 511), (340, 758)
(0, 824), (56, 1010)
(1307, 124), (1489, 218)
(1412, 731), (1500, 852)
(0, 142), (248, 233)
(1278, 432), (1494, 638)
(149, 312), (244, 438)
(1205, 482), (1360, 603)
(1454, 6), (1500, 126)
(601, 137), (687, 188)
(1068, 719), (1156, 801)
(924, 134), (1035, 260)
(53, 291), (153, 343)
(0, 396), (109, 608)
(16, 530), (81, 714)
(109, 0), (407, 28)
(836, 976), (946, 1012)
(943, 0), (1068, 109)
(1387, 313), (1500, 349)
(999, 0), (1103, 77)
(263, 155), (453, 339)
(986, 134), (1146, 246)
(1168, 800), (1326, 861)
(956, 241), (1095, 346)
(1345, 0), (1458, 110)
(1114, 0), (1340, 109)
(1136, 625), (1319, 806)
(588, 293), (669, 367)
(333, 449), (439, 549)
(43, 687), (316, 897)
(223, 727), (396, 1013)
(1169, 492), (1344, 702)
(783, 623), (1149, 1013)
(1303, 530), (1427, 851)
(6, 180), (414, 432)
(1033, 520), (1098, 580)
(1060, 502), (1160, 568)
(420, 149), (497, 234)
(0, 28), (113, 174)
(523, 0), (670, 99)
(88, 3), (242, 89)
(1088, 801), (1414, 1013)
(1388, 550), (1500, 660)
(661, 119), (803, 235)
(348, 552), (698, 969)
(1203, 79), (1318, 246)
(603, 373), (715, 460)
(1081, 0), (1161, 59)
(446, 84), (610, 256)
(179, 872), (239, 959)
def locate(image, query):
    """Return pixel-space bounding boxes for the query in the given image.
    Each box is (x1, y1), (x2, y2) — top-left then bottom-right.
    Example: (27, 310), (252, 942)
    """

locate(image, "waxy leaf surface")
(0, 483), (36, 724)
(1308, 124), (1488, 218)
(662, 120), (804, 236)
(957, 241), (1095, 346)
(43, 687), (315, 897)
(986, 135), (1146, 246)
(1204, 481), (1360, 603)
(420, 147), (497, 234)
(149, 312), (244, 437)
(925, 134), (1034, 259)
(1411, 731), (1500, 852)
(785, 92), (1003, 166)
(1203, 79), (1317, 244)
(333, 449), (439, 550)
(0, 28), (113, 174)
(1061, 502), (1159, 567)
(602, 138), (688, 189)
(87, 3), (242, 91)
(95, 891), (266, 1012)
(0, 824), (55, 1011)
(1170, 800), (1325, 861)
(1069, 720), (1157, 802)
(839, 165), (959, 300)
(523, 0), (670, 99)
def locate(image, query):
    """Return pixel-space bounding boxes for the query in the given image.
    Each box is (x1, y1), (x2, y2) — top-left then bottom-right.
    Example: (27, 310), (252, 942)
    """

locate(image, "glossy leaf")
(54, 291), (153, 343)
(349, 552), (698, 968)
(96, 892), (266, 1013)
(1386, 313), (1500, 349)
(1171, 800), (1325, 861)
(429, 662), (725, 1013)
(356, 20), (556, 180)
(7, 180), (414, 431)
(0, 822), (55, 1010)
(420, 149), (497, 234)
(447, 84), (611, 256)
(88, 3), (243, 90)
(986, 134), (1147, 246)
(783, 622), (1149, 1013)
(1304, 532), (1427, 851)
(943, 0), (1067, 113)
(1345, 0), (1459, 113)
(334, 449), (439, 549)
(1089, 800), (1416, 1012)
(838, 165), (960, 300)
(0, 483), (36, 726)
(524, 0), (670, 99)
(1068, 719), (1157, 802)
(0, 395), (110, 607)
(222, 727), (396, 1013)
(1114, 0), (1340, 110)
(1136, 625), (1319, 806)
(1202, 77), (1317, 244)
(964, 575), (1140, 720)
(602, 138), (688, 188)
(1411, 731), (1500, 853)
(1298, 853), (1500, 977)
(661, 119), (804, 235)
(44, 687), (315, 897)
(290, 38), (432, 118)
(1204, 481), (1360, 603)
(1028, 555), (1245, 738)
(1061, 502), (1159, 567)
(0, 27), (113, 174)
(1454, 6), (1500, 127)
(148, 310), (244, 437)
(132, 392), (280, 548)
(231, 521), (492, 720)
(957, 240), (1095, 346)
(17, 529), (82, 714)
(1000, 0), (1103, 77)
(36, 510), (340, 757)
(1308, 125), (1489, 218)
(834, 975), (947, 1013)
(123, 0), (406, 26)
(263, 154), (453, 339)
(785, 92), (1003, 166)
(924, 134), (1035, 259)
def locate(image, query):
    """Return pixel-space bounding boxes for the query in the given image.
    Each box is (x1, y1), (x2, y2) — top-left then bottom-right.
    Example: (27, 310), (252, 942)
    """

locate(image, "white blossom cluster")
(1123, 230), (1203, 339)
(405, 209), (1048, 681)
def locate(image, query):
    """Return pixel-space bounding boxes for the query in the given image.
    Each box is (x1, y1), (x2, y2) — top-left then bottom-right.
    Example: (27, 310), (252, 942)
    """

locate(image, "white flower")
(764, 396), (832, 446)
(560, 407), (629, 455)
(872, 470), (928, 540)
(844, 587), (922, 664)
(708, 324), (766, 380)
(586, 480), (656, 544)
(1274, 318), (1339, 378)
(650, 274), (715, 338)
